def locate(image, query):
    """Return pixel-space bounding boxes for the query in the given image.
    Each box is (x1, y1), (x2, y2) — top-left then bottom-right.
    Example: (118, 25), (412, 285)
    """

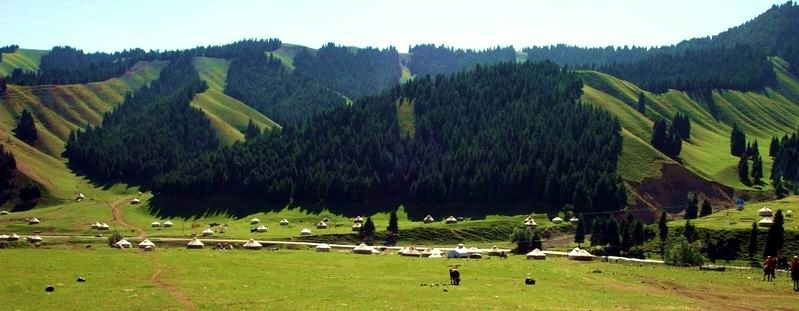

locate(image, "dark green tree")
(737, 157), (751, 185)
(0, 144), (17, 191)
(748, 221), (759, 259)
(606, 217), (621, 253)
(590, 217), (606, 246)
(730, 124), (746, 157)
(244, 119), (262, 140)
(0, 78), (7, 94)
(574, 219), (585, 247)
(387, 211), (399, 233)
(769, 136), (780, 158)
(684, 193), (699, 220)
(659, 211), (669, 254)
(637, 92), (646, 115)
(699, 199), (713, 217)
(14, 109), (38, 143)
(632, 218), (646, 246)
(359, 216), (376, 243)
(751, 154), (764, 184)
(684, 220), (696, 242)
(764, 209), (785, 258)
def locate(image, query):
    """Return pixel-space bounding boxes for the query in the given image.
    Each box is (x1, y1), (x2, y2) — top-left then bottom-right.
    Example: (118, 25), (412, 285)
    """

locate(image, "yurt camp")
(114, 239), (132, 249)
(445, 216), (458, 224)
(316, 221), (328, 229)
(256, 225), (268, 233)
(551, 217), (563, 224)
(138, 239), (156, 250)
(524, 219), (537, 228)
(353, 216), (364, 223)
(299, 228), (312, 236)
(163, 221), (174, 228)
(315, 243), (332, 252)
(423, 215), (435, 224)
(567, 248), (595, 261)
(351, 222), (362, 232)
(279, 218), (290, 225)
(352, 243), (376, 255)
(26, 234), (42, 242)
(250, 218), (260, 225)
(400, 246), (422, 257)
(28, 217), (40, 225)
(151, 221), (162, 228)
(759, 207), (774, 217)
(759, 217), (774, 227)
(243, 239), (263, 250)
(201, 228), (214, 236)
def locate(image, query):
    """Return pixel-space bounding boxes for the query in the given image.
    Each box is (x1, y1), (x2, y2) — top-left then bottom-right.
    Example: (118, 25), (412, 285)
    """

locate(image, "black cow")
(449, 268), (460, 285)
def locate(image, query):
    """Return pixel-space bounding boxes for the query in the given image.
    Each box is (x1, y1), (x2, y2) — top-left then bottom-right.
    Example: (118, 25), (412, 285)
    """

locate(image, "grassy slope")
(0, 48), (46, 76)
(580, 58), (799, 189)
(190, 57), (279, 145)
(0, 58), (167, 200)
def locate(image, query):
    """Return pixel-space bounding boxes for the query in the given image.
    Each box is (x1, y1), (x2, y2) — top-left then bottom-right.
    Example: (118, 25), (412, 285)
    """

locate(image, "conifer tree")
(574, 218), (585, 247)
(699, 199), (713, 217)
(14, 109), (38, 143)
(748, 221), (759, 259)
(764, 210), (785, 258)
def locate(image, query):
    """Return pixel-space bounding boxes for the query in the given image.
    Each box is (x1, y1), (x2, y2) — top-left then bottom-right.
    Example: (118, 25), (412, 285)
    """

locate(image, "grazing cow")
(449, 268), (461, 285)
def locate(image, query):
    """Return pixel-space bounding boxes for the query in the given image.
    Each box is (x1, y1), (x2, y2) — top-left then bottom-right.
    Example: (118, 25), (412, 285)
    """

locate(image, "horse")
(763, 265), (776, 282)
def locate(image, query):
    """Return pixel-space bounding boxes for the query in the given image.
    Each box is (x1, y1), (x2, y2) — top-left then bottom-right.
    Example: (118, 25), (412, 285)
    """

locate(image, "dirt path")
(149, 268), (196, 311)
(109, 197), (146, 237)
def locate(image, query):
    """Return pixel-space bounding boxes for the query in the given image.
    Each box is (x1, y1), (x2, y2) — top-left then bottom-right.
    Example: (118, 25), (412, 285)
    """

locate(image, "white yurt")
(758, 217), (774, 227)
(0, 210), (8, 215)
(351, 222), (362, 232)
(151, 221), (162, 228)
(299, 228), (312, 236)
(27, 234), (42, 242)
(524, 219), (538, 228)
(315, 243), (332, 252)
(567, 248), (595, 261)
(7, 233), (20, 241)
(201, 228), (214, 236)
(0, 234), (9, 241)
(243, 239), (263, 250)
(186, 238), (205, 249)
(138, 239), (156, 249)
(551, 216), (563, 224)
(419, 248), (434, 257)
(279, 218), (290, 225)
(759, 207), (774, 217)
(163, 221), (174, 228)
(91, 222), (101, 229)
(250, 218), (260, 225)
(353, 216), (364, 224)
(75, 193), (85, 201)
(427, 249), (445, 258)
(98, 223), (110, 231)
(467, 247), (483, 259)
(114, 239), (132, 248)
(130, 198), (141, 205)
(28, 217), (40, 225)
(401, 246), (422, 257)
(316, 221), (328, 229)
(570, 217), (580, 224)
(526, 248), (547, 260)
(423, 215), (435, 224)
(352, 243), (375, 254)
(524, 216), (533, 222)
(487, 245), (503, 256)
(256, 225), (268, 233)
(445, 216), (458, 224)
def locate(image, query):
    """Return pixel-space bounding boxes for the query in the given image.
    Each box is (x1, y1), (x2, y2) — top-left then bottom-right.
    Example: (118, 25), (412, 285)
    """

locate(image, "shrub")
(664, 236), (704, 267)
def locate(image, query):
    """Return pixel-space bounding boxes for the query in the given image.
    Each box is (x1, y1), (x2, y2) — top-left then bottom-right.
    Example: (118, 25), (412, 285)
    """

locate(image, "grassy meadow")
(1, 244), (798, 311)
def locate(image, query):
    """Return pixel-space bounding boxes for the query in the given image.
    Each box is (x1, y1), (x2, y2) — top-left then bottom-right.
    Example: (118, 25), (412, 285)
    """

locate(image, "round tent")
(428, 251), (444, 259)
(0, 210), (8, 215)
(758, 217), (774, 227)
(315, 243), (332, 252)
(551, 217), (563, 224)
(279, 218), (290, 225)
(250, 218), (260, 225)
(467, 247), (483, 259)
(28, 217), (40, 225)
(243, 239), (263, 250)
(423, 215), (435, 224)
(75, 193), (85, 201)
(186, 238), (204, 249)
(353, 216), (364, 224)
(130, 198), (141, 205)
(758, 207), (774, 217)
(163, 221), (174, 228)
(567, 247), (595, 261)
(138, 239), (156, 249)
(444, 216), (458, 224)
(201, 228), (214, 236)
(299, 228), (312, 236)
(316, 221), (328, 229)
(524, 219), (537, 228)
(524, 216), (533, 222)
(98, 223), (110, 231)
(526, 248), (547, 260)
(400, 246), (422, 257)
(352, 243), (375, 255)
(570, 217), (580, 224)
(7, 233), (20, 241)
(487, 246), (503, 256)
(114, 239), (132, 248)
(0, 234), (9, 241)
(256, 225), (268, 233)
(27, 234), (42, 242)
(151, 221), (162, 228)
(91, 222), (100, 229)
(351, 222), (362, 232)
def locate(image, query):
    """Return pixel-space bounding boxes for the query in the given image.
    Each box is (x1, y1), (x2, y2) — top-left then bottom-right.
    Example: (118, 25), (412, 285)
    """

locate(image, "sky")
(0, 0), (782, 54)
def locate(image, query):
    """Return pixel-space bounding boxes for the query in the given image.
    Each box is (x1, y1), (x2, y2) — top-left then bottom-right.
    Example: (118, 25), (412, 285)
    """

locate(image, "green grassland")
(680, 195), (799, 230)
(1, 245), (796, 311)
(580, 58), (799, 189)
(190, 56), (279, 145)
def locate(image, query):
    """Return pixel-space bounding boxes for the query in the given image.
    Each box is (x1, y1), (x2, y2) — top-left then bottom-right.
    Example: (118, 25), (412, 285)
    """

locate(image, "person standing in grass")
(790, 256), (799, 291)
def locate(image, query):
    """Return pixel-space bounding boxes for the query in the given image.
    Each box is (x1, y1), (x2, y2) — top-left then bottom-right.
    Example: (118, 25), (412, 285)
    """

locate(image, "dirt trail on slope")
(108, 197), (146, 237)
(149, 268), (196, 311)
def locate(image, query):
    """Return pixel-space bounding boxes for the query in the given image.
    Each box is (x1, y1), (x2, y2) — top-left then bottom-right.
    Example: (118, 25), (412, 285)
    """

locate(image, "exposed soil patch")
(110, 197), (145, 237)
(149, 268), (195, 311)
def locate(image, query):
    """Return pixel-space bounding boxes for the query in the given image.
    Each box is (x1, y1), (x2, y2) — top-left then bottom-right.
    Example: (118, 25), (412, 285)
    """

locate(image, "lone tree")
(574, 218), (585, 247)
(14, 109), (38, 143)
(387, 211), (398, 233)
(748, 221), (759, 260)
(359, 217), (376, 244)
(764, 209), (785, 258)
(699, 199), (713, 217)
(684, 193), (699, 220)
(659, 211), (668, 254)
(637, 92), (646, 115)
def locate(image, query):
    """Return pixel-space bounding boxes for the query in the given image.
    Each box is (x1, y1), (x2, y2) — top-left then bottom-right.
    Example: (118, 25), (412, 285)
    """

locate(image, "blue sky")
(0, 0), (780, 53)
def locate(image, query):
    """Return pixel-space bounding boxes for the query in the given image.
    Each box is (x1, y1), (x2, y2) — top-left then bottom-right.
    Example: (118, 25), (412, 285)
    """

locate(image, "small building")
(315, 243), (332, 252)
(351, 222), (362, 232)
(567, 248), (594, 261)
(526, 248), (547, 260)
(243, 239), (263, 250)
(551, 217), (563, 224)
(352, 243), (375, 255)
(138, 239), (156, 249)
(299, 228), (312, 236)
(256, 225), (268, 233)
(201, 228), (214, 236)
(279, 218), (290, 225)
(163, 221), (174, 228)
(186, 238), (204, 249)
(758, 207), (774, 217)
(316, 221), (328, 229)
(569, 217), (580, 224)
(114, 239), (132, 249)
(759, 217), (774, 227)
(98, 223), (110, 231)
(250, 218), (260, 225)
(130, 198), (141, 205)
(151, 221), (161, 228)
(26, 234), (42, 242)
(423, 215), (435, 224)
(28, 217), (40, 225)
(444, 216), (458, 224)
(353, 216), (364, 224)
(524, 219), (537, 228)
